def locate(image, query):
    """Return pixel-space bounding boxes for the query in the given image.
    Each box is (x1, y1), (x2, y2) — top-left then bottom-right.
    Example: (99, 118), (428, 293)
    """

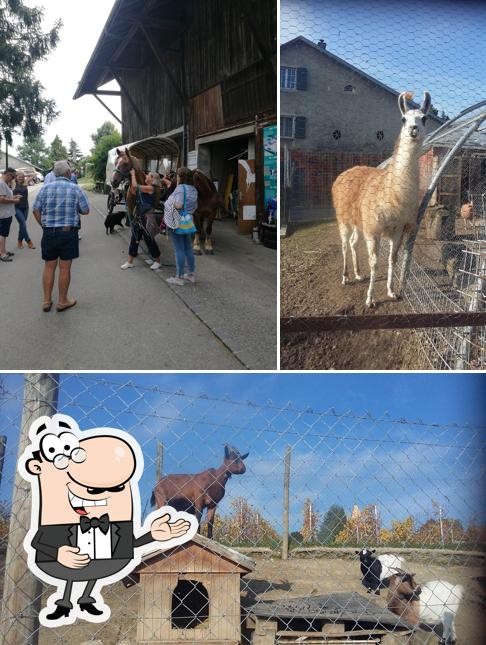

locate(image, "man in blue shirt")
(33, 160), (90, 312)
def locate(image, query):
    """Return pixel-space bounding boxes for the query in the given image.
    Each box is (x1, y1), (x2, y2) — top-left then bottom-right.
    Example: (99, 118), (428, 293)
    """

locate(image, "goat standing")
(151, 445), (249, 539)
(332, 91), (432, 307)
(387, 571), (464, 644)
(356, 548), (405, 594)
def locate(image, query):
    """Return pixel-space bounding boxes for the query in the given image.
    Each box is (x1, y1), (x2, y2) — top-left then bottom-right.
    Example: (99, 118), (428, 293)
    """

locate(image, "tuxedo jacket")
(31, 521), (152, 563)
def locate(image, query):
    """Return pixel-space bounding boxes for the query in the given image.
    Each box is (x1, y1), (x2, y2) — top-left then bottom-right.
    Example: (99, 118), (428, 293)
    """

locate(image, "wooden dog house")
(124, 534), (255, 644)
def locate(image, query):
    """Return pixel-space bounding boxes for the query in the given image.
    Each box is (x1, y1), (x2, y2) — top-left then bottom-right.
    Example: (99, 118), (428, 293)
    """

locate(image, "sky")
(1, 373), (484, 536)
(12, 0), (120, 158)
(281, 0), (486, 119)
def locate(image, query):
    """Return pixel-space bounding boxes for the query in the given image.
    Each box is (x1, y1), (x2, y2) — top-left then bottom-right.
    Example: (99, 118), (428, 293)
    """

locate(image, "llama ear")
(116, 148), (120, 155)
(224, 445), (229, 458)
(420, 91), (432, 115)
(398, 92), (409, 117)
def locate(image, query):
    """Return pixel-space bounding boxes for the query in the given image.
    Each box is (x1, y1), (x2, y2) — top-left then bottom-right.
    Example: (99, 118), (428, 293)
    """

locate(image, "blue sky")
(281, 0), (486, 118)
(0, 373), (484, 534)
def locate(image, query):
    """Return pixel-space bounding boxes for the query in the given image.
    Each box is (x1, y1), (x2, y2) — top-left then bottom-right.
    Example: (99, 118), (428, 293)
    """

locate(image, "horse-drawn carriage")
(108, 135), (223, 253)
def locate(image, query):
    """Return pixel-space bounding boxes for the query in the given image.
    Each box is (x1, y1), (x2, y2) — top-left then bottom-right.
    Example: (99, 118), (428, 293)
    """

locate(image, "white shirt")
(77, 525), (112, 559)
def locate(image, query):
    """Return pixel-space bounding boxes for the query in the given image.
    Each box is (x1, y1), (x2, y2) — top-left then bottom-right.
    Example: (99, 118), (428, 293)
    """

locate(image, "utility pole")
(282, 445), (291, 560)
(0, 373), (60, 645)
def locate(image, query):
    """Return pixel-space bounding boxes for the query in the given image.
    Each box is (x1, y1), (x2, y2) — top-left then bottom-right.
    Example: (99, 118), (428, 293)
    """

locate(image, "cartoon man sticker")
(18, 414), (198, 627)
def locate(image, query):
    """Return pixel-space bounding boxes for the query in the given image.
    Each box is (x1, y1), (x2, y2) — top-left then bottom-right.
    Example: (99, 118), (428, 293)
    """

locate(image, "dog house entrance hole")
(171, 579), (209, 629)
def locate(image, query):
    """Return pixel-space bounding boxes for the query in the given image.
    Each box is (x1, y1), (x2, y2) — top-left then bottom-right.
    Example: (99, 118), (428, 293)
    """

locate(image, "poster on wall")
(263, 125), (277, 207)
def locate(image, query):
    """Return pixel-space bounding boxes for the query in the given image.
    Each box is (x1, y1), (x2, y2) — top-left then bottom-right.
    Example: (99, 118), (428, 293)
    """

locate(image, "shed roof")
(281, 36), (443, 124)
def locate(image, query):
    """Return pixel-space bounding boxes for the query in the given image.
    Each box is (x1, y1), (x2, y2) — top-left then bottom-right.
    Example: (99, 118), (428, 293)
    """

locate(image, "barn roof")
(73, 0), (187, 99)
(281, 36), (443, 124)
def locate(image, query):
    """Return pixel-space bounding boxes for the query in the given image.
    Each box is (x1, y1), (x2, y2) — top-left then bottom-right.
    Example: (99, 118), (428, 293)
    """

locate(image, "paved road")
(1, 186), (277, 370)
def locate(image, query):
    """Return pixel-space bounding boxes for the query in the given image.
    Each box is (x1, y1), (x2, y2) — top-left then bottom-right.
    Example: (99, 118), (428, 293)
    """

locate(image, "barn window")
(171, 579), (209, 629)
(344, 84), (356, 93)
(376, 130), (384, 140)
(332, 130), (342, 140)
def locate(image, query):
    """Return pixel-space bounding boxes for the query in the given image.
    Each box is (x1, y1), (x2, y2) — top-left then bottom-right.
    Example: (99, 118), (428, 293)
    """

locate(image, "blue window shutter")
(296, 67), (308, 91)
(294, 116), (307, 139)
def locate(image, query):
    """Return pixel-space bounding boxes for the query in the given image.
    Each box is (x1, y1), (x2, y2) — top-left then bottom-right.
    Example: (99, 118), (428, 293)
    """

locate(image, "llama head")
(398, 91), (432, 142)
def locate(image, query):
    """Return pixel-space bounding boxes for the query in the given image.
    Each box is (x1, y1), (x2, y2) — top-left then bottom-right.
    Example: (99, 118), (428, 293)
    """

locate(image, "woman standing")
(13, 171), (35, 249)
(121, 170), (162, 270)
(163, 167), (198, 285)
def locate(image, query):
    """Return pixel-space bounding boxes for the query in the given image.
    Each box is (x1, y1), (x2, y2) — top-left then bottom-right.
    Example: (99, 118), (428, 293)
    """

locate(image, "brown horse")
(192, 169), (224, 255)
(151, 445), (249, 539)
(111, 148), (145, 216)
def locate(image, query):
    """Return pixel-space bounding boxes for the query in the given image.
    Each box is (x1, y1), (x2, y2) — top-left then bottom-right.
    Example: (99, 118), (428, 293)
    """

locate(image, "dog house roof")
(123, 534), (255, 587)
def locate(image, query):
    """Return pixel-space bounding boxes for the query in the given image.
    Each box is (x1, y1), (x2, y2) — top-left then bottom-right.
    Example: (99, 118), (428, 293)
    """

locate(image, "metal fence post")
(0, 373), (59, 645)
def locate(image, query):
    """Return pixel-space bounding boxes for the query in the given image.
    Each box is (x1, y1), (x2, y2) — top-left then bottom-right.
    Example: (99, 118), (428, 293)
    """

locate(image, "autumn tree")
(318, 504), (347, 545)
(206, 497), (279, 547)
(0, 1), (61, 146)
(380, 516), (415, 545)
(335, 504), (380, 545)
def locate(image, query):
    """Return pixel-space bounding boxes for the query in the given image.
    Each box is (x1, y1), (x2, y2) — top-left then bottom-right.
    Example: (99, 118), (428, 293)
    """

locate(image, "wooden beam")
(113, 73), (144, 125)
(137, 20), (186, 104)
(239, 0), (277, 77)
(95, 90), (121, 96)
(281, 312), (486, 333)
(93, 94), (122, 125)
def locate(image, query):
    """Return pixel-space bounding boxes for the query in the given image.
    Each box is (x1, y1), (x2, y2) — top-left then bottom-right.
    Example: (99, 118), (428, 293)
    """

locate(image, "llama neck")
(385, 131), (422, 199)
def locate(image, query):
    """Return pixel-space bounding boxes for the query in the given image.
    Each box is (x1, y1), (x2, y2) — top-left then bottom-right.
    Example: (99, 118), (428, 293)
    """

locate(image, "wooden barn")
(74, 0), (277, 230)
(124, 533), (255, 644)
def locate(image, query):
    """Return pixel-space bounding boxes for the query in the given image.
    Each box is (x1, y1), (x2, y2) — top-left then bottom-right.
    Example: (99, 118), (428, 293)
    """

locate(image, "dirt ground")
(280, 221), (426, 370)
(32, 553), (484, 644)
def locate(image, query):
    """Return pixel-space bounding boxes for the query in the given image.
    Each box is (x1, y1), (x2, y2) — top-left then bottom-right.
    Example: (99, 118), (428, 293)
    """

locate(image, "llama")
(332, 91), (432, 307)
(387, 570), (464, 644)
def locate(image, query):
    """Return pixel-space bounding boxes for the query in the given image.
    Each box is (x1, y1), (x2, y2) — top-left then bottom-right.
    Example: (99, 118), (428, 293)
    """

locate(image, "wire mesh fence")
(280, 0), (486, 370)
(0, 375), (484, 644)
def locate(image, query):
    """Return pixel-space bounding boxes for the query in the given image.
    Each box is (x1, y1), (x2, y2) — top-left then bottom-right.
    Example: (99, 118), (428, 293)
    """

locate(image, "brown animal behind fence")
(151, 444), (249, 539)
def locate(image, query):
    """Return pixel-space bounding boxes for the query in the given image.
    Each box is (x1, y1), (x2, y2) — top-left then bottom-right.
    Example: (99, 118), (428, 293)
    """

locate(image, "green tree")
(318, 505), (347, 545)
(17, 135), (50, 170)
(91, 121), (119, 147)
(0, 1), (61, 145)
(68, 139), (83, 167)
(89, 132), (121, 183)
(47, 135), (68, 167)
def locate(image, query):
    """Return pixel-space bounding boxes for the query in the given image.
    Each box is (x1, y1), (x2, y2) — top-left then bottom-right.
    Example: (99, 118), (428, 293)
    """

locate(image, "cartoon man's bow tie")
(80, 514), (110, 534)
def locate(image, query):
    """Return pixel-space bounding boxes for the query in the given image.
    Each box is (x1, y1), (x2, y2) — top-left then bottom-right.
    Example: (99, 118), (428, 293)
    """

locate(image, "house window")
(281, 116), (307, 139)
(171, 580), (209, 629)
(281, 66), (308, 90)
(377, 130), (384, 140)
(344, 84), (356, 93)
(332, 130), (342, 140)
(281, 66), (297, 89)
(281, 116), (295, 138)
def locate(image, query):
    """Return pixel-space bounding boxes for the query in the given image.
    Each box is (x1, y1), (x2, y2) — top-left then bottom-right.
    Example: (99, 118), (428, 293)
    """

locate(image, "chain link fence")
(0, 374), (484, 644)
(280, 0), (486, 370)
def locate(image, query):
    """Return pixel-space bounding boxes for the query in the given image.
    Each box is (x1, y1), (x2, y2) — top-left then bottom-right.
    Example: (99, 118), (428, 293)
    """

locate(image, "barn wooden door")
(237, 159), (256, 234)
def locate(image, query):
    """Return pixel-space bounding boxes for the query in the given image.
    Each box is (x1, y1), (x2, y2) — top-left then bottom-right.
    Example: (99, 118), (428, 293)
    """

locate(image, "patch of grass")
(78, 177), (95, 191)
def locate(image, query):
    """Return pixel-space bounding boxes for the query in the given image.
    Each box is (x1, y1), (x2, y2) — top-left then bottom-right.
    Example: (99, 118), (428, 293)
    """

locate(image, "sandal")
(43, 301), (53, 312)
(57, 299), (77, 312)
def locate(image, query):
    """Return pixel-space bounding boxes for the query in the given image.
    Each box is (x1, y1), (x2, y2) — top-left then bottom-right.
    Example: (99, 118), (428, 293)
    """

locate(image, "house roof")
(281, 36), (443, 124)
